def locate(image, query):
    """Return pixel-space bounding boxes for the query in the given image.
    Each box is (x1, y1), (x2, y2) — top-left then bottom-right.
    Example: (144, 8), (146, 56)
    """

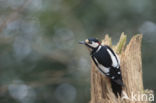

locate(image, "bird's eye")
(89, 41), (92, 44)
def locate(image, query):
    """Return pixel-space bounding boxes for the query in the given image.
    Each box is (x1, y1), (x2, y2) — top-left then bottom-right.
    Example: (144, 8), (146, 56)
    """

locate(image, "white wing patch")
(106, 49), (119, 67)
(94, 57), (110, 73)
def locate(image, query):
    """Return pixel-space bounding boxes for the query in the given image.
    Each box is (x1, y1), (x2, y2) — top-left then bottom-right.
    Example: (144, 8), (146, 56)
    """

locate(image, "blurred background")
(0, 0), (155, 103)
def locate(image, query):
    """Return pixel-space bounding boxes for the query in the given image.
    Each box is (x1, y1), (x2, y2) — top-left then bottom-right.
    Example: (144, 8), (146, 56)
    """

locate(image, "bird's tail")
(110, 79), (123, 97)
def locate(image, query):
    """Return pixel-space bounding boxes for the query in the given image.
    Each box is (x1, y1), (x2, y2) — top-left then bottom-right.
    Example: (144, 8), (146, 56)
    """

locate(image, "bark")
(90, 33), (153, 103)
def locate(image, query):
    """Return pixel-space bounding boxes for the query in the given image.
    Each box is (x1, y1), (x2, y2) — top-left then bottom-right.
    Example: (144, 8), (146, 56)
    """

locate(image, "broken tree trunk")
(90, 33), (153, 103)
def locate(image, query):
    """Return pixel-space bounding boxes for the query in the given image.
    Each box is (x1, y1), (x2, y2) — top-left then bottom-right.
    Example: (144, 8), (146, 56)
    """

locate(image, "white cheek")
(89, 42), (99, 48)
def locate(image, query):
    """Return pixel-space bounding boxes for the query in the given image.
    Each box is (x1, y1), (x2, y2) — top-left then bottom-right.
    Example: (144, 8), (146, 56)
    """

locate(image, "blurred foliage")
(0, 0), (156, 103)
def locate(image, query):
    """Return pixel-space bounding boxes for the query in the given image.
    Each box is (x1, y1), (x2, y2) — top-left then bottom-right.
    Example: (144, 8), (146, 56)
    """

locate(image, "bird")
(79, 38), (123, 97)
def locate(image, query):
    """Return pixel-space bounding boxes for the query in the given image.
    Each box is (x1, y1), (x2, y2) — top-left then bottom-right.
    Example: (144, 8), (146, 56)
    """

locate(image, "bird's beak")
(79, 41), (85, 44)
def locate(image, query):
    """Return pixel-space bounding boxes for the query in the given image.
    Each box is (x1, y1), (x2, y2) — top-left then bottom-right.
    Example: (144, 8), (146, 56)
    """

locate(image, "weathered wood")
(90, 33), (152, 103)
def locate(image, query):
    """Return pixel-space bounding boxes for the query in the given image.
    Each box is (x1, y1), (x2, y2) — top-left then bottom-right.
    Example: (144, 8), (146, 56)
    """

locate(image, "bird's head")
(79, 38), (101, 52)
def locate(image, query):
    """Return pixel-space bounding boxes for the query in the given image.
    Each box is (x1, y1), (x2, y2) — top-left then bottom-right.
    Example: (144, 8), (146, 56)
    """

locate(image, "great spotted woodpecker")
(79, 38), (123, 97)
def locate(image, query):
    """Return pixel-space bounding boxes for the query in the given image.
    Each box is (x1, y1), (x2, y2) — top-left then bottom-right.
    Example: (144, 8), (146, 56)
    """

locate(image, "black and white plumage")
(79, 38), (123, 97)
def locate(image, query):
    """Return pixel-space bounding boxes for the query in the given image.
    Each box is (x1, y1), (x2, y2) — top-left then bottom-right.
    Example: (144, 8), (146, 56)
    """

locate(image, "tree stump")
(90, 33), (153, 103)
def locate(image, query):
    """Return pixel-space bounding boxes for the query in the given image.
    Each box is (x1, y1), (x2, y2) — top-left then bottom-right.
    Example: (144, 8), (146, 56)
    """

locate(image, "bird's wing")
(92, 46), (112, 68)
(92, 46), (123, 84)
(104, 46), (120, 68)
